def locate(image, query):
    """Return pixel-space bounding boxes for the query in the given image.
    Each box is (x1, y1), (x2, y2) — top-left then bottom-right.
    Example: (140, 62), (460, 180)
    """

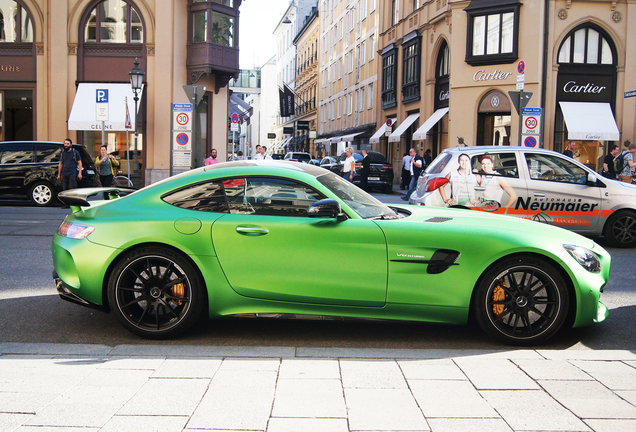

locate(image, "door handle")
(534, 193), (546, 197)
(236, 227), (269, 235)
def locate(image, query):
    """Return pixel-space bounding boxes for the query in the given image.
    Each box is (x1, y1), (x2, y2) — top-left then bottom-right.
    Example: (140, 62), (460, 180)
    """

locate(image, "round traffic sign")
(517, 60), (525, 74)
(231, 113), (239, 123)
(524, 136), (537, 148)
(176, 133), (189, 146)
(525, 116), (538, 130)
(176, 112), (189, 126)
(385, 118), (393, 127)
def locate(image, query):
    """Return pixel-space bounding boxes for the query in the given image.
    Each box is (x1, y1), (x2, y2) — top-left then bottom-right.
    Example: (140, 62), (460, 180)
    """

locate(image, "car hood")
(388, 204), (599, 250)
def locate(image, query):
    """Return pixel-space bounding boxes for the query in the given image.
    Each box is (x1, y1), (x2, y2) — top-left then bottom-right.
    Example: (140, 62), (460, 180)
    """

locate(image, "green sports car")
(52, 161), (610, 345)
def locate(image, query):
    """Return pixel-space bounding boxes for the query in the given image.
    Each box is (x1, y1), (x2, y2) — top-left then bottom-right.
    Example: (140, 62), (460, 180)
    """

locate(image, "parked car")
(53, 160), (609, 345)
(408, 146), (636, 247)
(0, 141), (98, 206)
(320, 151), (394, 193)
(284, 152), (312, 163)
(270, 153), (284, 160)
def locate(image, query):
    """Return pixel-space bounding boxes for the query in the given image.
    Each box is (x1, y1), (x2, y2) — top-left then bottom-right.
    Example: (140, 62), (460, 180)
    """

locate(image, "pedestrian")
(342, 147), (356, 182)
(602, 144), (619, 179)
(95, 145), (119, 188)
(205, 148), (220, 165)
(57, 138), (83, 191)
(360, 149), (370, 191)
(563, 141), (576, 158)
(236, 150), (245, 160)
(261, 146), (272, 160)
(402, 148), (423, 201)
(253, 145), (264, 160)
(401, 152), (411, 190)
(424, 148), (432, 167)
(616, 143), (636, 183)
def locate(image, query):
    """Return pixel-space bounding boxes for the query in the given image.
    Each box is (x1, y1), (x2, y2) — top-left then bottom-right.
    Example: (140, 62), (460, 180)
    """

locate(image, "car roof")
(443, 146), (561, 156)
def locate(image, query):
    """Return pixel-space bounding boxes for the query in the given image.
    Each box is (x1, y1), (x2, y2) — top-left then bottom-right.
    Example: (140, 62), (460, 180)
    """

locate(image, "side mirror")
(308, 199), (342, 219)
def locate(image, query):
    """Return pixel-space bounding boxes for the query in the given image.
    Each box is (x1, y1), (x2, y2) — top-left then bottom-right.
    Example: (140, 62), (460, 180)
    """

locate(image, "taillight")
(425, 177), (449, 192)
(57, 221), (94, 239)
(382, 165), (392, 169)
(355, 163), (362, 169)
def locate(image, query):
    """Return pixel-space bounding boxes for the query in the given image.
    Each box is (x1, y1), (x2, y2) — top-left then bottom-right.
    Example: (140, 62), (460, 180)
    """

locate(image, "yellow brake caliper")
(492, 279), (506, 317)
(171, 282), (185, 306)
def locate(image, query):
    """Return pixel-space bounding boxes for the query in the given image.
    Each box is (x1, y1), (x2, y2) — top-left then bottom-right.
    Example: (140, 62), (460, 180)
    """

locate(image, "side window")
(0, 145), (34, 164)
(225, 177), (325, 217)
(35, 145), (62, 163)
(471, 153), (519, 178)
(525, 153), (588, 184)
(162, 180), (228, 213)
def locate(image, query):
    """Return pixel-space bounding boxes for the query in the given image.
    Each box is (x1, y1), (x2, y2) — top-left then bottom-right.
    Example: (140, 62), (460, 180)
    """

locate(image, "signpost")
(96, 89), (109, 152)
(171, 103), (193, 172)
(231, 112), (239, 157)
(521, 107), (542, 148)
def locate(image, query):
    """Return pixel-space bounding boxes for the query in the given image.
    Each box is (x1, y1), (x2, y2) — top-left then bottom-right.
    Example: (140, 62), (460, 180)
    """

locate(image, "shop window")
(381, 45), (397, 109)
(84, 0), (144, 44)
(464, 0), (519, 66)
(0, 1), (33, 42)
(558, 26), (614, 65)
(402, 32), (421, 103)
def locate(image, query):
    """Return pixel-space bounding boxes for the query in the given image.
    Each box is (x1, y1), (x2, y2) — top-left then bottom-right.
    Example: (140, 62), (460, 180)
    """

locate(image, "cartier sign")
(473, 69), (513, 82)
(557, 73), (613, 103)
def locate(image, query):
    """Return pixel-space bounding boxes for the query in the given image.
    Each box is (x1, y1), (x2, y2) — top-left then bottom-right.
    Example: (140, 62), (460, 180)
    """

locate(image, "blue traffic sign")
(524, 136), (538, 148)
(522, 107), (542, 116)
(96, 89), (109, 103)
(176, 133), (189, 146)
(517, 60), (525, 74)
(173, 103), (193, 111)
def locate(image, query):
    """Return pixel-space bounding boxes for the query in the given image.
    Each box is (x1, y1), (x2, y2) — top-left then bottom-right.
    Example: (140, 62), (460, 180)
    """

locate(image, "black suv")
(0, 141), (98, 206)
(320, 151), (395, 193)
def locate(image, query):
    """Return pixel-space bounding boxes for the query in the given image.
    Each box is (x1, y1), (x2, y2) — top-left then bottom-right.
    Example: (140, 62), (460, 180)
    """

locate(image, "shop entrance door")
(0, 90), (34, 141)
(477, 90), (511, 146)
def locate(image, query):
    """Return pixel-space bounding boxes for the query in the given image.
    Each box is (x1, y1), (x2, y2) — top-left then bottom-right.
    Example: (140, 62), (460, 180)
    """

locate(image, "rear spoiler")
(58, 187), (136, 207)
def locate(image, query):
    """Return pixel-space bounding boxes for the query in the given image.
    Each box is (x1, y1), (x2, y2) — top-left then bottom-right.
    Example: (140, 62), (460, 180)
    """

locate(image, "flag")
(279, 87), (288, 117)
(284, 84), (295, 116)
(125, 97), (132, 129)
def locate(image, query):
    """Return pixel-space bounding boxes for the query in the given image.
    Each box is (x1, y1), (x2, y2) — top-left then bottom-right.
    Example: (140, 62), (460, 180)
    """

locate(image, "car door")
(0, 143), (35, 198)
(211, 177), (388, 307)
(522, 152), (602, 232)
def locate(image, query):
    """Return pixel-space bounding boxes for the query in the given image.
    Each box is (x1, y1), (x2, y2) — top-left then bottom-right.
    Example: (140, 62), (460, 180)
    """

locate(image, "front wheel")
(603, 210), (636, 248)
(29, 181), (56, 206)
(107, 246), (206, 339)
(473, 256), (569, 345)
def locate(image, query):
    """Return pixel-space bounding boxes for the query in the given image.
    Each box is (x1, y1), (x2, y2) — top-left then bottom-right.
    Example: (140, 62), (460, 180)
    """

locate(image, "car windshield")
(317, 173), (399, 220)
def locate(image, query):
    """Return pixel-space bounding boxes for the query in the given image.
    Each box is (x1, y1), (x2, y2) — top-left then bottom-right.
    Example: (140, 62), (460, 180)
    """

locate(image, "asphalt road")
(0, 196), (634, 350)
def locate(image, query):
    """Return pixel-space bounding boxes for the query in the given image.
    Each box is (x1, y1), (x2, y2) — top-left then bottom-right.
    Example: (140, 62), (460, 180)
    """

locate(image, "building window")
(381, 45), (397, 109)
(464, 0), (519, 66)
(0, 1), (33, 42)
(368, 83), (374, 109)
(402, 33), (421, 103)
(558, 26), (614, 65)
(84, 0), (144, 44)
(391, 0), (398, 26)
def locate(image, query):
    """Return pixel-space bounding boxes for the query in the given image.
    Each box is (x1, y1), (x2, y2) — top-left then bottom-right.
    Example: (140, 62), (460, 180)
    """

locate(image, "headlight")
(57, 221), (94, 239)
(563, 244), (601, 273)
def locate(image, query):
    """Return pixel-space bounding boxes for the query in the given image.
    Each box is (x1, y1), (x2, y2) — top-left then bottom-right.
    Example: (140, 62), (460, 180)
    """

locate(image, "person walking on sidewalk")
(402, 148), (423, 201)
(57, 138), (83, 191)
(96, 145), (119, 188)
(359, 149), (370, 191)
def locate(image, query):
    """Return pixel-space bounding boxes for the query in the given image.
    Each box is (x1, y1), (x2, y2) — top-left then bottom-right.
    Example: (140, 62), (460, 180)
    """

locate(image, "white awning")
(273, 136), (292, 151)
(413, 108), (449, 141)
(341, 132), (363, 142)
(370, 118), (396, 144)
(388, 113), (420, 142)
(68, 83), (144, 131)
(559, 102), (620, 141)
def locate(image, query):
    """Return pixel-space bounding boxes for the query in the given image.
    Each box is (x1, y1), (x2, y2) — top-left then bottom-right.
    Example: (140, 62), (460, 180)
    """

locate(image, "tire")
(473, 255), (569, 345)
(29, 181), (56, 206)
(107, 246), (206, 339)
(382, 184), (392, 194)
(603, 210), (636, 248)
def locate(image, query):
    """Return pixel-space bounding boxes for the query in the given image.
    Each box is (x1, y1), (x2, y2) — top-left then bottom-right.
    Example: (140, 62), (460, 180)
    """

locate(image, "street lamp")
(129, 58), (144, 188)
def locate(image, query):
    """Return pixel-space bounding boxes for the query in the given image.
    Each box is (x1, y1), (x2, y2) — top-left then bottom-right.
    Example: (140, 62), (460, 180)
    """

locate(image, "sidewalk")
(2, 343), (636, 431)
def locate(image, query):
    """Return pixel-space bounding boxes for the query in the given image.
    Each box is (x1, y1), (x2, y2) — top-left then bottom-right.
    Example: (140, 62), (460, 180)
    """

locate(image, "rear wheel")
(603, 210), (636, 248)
(29, 181), (56, 206)
(107, 246), (206, 339)
(473, 255), (569, 345)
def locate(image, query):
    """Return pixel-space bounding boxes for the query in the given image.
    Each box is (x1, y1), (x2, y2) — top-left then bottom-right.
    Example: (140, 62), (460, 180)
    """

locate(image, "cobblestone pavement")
(2, 343), (636, 432)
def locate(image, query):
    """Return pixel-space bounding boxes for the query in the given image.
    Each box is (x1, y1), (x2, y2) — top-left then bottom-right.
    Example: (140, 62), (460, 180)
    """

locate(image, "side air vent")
(424, 217), (453, 223)
(427, 249), (460, 274)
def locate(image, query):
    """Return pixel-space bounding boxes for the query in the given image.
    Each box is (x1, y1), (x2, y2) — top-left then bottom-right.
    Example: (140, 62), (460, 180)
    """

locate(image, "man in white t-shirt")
(253, 145), (264, 160)
(261, 146), (272, 160)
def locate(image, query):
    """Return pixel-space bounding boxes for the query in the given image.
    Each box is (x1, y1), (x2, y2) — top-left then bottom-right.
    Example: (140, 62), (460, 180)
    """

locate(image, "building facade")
(374, 0), (634, 177)
(316, 0), (380, 156)
(0, 0), (241, 186)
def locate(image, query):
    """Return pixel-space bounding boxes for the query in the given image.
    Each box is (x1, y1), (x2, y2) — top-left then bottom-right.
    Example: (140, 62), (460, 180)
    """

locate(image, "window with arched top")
(558, 26), (614, 65)
(84, 0), (143, 44)
(0, 0), (33, 43)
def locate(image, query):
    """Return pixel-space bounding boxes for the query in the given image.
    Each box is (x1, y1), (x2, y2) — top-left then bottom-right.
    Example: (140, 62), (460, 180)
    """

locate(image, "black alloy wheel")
(108, 246), (206, 339)
(604, 211), (636, 248)
(474, 255), (569, 345)
(29, 181), (56, 206)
